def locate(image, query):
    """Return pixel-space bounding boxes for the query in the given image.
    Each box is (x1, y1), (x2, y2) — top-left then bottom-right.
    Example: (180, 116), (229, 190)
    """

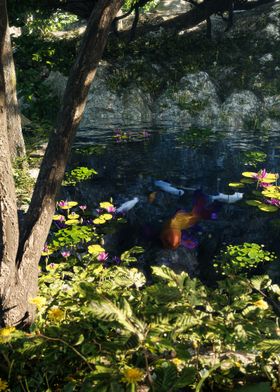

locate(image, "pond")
(65, 125), (280, 282)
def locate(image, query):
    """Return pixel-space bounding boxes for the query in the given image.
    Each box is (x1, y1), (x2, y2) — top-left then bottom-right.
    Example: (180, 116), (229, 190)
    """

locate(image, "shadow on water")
(64, 125), (280, 283)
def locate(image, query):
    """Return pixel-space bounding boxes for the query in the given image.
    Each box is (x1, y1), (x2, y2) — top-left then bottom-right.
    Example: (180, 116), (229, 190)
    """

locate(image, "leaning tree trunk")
(3, 22), (25, 158)
(0, 0), (124, 328)
(0, 0), (20, 327)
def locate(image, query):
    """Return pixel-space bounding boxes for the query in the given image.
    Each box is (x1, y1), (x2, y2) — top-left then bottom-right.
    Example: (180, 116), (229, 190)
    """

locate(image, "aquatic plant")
(242, 150), (267, 166)
(113, 128), (151, 143)
(213, 243), (277, 276)
(62, 166), (97, 186)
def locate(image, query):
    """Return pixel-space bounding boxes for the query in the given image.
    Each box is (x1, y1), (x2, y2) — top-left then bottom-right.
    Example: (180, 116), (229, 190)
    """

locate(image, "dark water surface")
(67, 125), (280, 282)
(73, 126), (280, 201)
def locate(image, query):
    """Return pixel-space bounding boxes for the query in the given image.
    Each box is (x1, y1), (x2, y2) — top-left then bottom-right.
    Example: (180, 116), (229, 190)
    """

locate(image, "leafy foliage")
(0, 200), (280, 391)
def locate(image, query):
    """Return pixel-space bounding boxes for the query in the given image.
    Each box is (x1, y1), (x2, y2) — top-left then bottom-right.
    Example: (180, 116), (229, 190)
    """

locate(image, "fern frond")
(90, 297), (146, 340)
(258, 339), (280, 354)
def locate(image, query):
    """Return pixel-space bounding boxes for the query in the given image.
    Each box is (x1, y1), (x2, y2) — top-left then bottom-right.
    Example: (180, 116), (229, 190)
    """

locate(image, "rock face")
(155, 72), (221, 127)
(44, 2), (280, 131)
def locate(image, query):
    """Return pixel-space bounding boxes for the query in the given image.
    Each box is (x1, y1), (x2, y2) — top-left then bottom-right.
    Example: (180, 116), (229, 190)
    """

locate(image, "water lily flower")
(61, 250), (71, 258)
(79, 205), (87, 211)
(253, 169), (267, 180)
(100, 201), (114, 209)
(97, 252), (109, 262)
(142, 130), (150, 138)
(42, 244), (53, 256)
(266, 198), (280, 207)
(113, 256), (121, 265)
(105, 205), (116, 213)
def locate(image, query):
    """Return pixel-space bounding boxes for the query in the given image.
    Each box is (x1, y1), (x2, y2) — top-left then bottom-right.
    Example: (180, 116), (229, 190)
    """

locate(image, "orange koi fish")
(160, 190), (217, 249)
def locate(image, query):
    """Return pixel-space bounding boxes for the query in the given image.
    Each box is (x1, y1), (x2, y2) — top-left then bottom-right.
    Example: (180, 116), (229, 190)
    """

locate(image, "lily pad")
(65, 219), (80, 225)
(240, 178), (255, 184)
(246, 200), (262, 206)
(242, 171), (256, 178)
(228, 182), (244, 188)
(258, 204), (278, 212)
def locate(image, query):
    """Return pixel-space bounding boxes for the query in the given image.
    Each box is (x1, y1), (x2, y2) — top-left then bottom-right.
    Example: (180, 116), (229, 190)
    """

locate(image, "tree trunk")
(3, 23), (25, 158)
(0, 0), (20, 327)
(0, 0), (124, 328)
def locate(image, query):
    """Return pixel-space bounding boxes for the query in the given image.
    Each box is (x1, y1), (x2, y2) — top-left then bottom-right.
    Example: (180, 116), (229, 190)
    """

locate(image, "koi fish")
(210, 192), (243, 204)
(148, 191), (157, 204)
(116, 197), (139, 213)
(155, 180), (184, 196)
(160, 190), (217, 249)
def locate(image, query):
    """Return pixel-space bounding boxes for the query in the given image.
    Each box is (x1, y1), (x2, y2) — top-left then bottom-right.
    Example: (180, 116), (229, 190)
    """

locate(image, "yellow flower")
(254, 299), (269, 310)
(29, 296), (47, 309)
(171, 358), (183, 367)
(0, 378), (9, 391)
(0, 327), (15, 343)
(121, 368), (144, 384)
(99, 201), (113, 209)
(48, 307), (64, 322)
(88, 244), (105, 256)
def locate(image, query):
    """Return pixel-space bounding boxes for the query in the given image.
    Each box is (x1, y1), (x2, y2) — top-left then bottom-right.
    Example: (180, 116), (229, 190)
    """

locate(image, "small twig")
(27, 332), (93, 370)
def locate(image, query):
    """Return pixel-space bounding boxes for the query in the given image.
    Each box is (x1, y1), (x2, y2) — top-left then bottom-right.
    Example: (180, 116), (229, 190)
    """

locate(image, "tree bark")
(3, 23), (25, 158)
(0, 0), (124, 327)
(0, 0), (20, 327)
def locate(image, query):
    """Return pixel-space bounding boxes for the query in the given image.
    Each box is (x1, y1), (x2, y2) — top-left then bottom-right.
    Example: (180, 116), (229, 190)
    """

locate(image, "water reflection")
(73, 125), (280, 201)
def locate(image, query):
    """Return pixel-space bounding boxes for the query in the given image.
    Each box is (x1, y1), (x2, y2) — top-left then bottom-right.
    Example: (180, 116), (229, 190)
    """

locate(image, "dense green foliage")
(0, 199), (280, 391)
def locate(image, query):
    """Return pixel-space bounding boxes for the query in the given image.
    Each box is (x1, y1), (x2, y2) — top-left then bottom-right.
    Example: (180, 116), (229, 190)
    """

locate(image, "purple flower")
(112, 256), (121, 265)
(181, 233), (198, 249)
(97, 252), (109, 262)
(253, 169), (267, 181)
(266, 198), (280, 207)
(143, 130), (150, 138)
(61, 250), (71, 258)
(259, 182), (270, 188)
(58, 200), (68, 208)
(79, 205), (87, 211)
(105, 206), (116, 213)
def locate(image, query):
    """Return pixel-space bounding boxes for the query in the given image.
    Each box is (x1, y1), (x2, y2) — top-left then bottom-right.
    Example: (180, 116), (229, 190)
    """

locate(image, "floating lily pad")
(240, 178), (255, 184)
(262, 186), (280, 199)
(65, 219), (79, 225)
(53, 214), (65, 221)
(242, 171), (256, 178)
(252, 190), (262, 197)
(228, 182), (244, 188)
(246, 200), (262, 206)
(258, 204), (278, 212)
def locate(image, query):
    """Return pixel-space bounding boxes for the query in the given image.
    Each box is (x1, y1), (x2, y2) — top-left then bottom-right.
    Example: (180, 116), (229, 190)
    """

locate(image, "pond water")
(66, 125), (280, 281)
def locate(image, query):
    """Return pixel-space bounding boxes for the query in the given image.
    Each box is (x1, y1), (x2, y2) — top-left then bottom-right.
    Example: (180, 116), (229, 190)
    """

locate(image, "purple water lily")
(79, 205), (87, 211)
(97, 252), (109, 262)
(61, 250), (71, 258)
(266, 198), (280, 207)
(253, 169), (267, 181)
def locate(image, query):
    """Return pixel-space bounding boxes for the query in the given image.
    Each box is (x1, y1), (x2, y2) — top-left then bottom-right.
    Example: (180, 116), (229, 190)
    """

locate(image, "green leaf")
(258, 339), (280, 354)
(175, 367), (196, 388)
(73, 334), (84, 346)
(154, 363), (178, 391)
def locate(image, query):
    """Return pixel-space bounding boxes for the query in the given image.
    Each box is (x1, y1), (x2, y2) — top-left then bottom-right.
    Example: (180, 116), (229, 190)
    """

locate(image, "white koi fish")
(116, 197), (139, 213)
(155, 180), (184, 196)
(211, 192), (244, 204)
